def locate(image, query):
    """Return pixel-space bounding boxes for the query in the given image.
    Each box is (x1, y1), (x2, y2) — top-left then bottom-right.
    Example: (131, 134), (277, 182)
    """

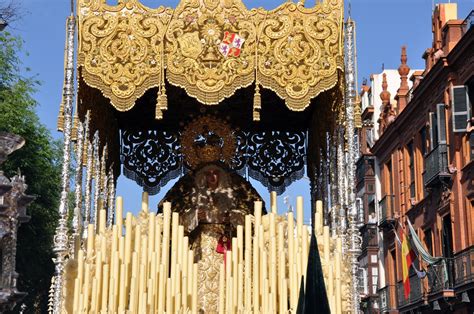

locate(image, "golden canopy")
(77, 0), (344, 115)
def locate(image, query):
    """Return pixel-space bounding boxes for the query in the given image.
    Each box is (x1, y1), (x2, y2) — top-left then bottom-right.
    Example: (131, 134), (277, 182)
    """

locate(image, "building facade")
(357, 68), (420, 312)
(366, 3), (474, 313)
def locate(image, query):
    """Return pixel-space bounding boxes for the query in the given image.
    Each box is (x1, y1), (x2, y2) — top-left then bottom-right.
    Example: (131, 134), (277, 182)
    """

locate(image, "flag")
(394, 226), (426, 279)
(219, 31), (245, 57)
(401, 226), (416, 299)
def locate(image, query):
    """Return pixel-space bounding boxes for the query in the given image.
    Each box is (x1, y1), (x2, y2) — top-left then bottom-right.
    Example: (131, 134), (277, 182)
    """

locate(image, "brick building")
(365, 3), (474, 313)
(357, 68), (419, 313)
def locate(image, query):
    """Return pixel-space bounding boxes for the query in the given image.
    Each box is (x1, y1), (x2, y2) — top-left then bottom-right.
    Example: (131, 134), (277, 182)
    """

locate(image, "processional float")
(50, 0), (362, 312)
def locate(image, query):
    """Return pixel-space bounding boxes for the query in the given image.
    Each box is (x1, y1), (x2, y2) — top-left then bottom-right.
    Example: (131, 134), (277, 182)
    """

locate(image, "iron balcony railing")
(397, 274), (423, 308)
(454, 246), (474, 289)
(423, 144), (449, 187)
(378, 195), (395, 227)
(379, 285), (396, 313)
(427, 260), (454, 295)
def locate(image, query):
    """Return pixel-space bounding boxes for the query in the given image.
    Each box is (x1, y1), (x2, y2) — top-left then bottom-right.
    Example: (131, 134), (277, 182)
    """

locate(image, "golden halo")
(181, 116), (236, 169)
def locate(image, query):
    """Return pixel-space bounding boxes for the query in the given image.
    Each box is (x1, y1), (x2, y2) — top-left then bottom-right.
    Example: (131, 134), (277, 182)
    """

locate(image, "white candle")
(116, 196), (123, 234)
(141, 191), (149, 212)
(270, 191), (277, 214)
(254, 201), (262, 228)
(219, 263), (225, 314)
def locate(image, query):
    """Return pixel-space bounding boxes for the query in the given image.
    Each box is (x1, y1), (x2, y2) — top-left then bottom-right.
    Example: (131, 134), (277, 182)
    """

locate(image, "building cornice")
(371, 28), (474, 158)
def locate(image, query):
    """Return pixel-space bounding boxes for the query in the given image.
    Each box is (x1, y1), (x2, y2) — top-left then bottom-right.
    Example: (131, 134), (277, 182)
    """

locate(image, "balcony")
(356, 156), (375, 184)
(379, 285), (397, 313)
(423, 144), (450, 187)
(397, 274), (424, 309)
(427, 261), (454, 297)
(454, 246), (474, 289)
(378, 195), (395, 229)
(361, 224), (378, 250)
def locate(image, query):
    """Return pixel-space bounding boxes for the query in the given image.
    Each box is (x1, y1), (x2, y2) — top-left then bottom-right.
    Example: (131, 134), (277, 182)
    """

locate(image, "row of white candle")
(67, 192), (349, 313)
(70, 193), (198, 313)
(216, 196), (346, 313)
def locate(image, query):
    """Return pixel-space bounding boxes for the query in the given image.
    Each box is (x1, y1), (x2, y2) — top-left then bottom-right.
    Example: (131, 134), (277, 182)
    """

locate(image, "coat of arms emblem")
(219, 31), (245, 57)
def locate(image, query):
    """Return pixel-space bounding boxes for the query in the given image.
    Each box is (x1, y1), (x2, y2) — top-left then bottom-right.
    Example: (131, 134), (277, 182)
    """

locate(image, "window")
(429, 111), (439, 149)
(368, 195), (376, 223)
(371, 266), (378, 295)
(424, 228), (433, 256)
(420, 127), (427, 157)
(442, 215), (453, 258)
(386, 161), (393, 196)
(407, 141), (416, 199)
(367, 183), (374, 193)
(429, 104), (447, 150)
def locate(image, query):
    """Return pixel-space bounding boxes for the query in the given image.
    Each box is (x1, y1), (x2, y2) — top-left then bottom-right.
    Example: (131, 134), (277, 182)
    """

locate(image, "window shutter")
(451, 86), (471, 132)
(436, 103), (447, 144)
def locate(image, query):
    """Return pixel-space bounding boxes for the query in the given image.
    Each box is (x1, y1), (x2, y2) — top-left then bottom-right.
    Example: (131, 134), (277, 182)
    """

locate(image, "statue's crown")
(181, 116), (236, 169)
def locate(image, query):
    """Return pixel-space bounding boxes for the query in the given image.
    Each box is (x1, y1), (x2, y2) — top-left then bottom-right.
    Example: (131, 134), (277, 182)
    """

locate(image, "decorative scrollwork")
(244, 131), (306, 194)
(78, 1), (173, 111)
(121, 128), (306, 195)
(121, 130), (183, 195)
(257, 0), (344, 110)
(165, 0), (257, 104)
(77, 0), (343, 111)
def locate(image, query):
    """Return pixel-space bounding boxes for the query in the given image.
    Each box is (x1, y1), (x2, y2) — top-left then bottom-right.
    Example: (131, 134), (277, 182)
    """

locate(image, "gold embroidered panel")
(77, 0), (343, 112)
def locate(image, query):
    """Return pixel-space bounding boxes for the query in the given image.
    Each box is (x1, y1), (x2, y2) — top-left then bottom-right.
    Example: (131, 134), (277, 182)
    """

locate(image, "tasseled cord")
(156, 42), (167, 120)
(253, 83), (261, 121)
(253, 15), (266, 122)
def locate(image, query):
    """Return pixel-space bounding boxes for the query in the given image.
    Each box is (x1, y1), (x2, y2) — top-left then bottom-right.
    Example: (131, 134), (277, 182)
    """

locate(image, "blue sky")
(7, 0), (474, 220)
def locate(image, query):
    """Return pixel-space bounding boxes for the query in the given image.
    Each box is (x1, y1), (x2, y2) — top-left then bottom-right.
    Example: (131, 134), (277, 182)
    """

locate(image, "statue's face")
(205, 169), (220, 189)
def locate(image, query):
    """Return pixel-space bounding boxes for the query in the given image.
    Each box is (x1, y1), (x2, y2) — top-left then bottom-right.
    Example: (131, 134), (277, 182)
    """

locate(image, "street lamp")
(0, 15), (7, 31)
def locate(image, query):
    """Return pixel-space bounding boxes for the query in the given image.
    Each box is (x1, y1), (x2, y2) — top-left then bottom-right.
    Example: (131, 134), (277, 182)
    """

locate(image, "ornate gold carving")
(257, 0), (344, 110)
(77, 0), (173, 111)
(177, 32), (203, 59)
(192, 224), (225, 313)
(77, 0), (343, 112)
(165, 0), (257, 105)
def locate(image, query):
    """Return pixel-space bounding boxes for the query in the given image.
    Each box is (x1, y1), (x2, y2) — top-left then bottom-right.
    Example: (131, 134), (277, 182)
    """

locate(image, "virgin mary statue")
(157, 116), (266, 313)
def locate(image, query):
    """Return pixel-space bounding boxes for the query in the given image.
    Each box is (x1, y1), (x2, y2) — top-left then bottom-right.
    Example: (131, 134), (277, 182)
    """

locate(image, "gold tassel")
(253, 110), (260, 121)
(159, 85), (168, 111)
(155, 92), (163, 120)
(253, 83), (261, 121)
(57, 102), (65, 132)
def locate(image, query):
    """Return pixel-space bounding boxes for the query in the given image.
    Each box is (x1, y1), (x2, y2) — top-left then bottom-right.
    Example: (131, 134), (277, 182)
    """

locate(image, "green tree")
(0, 30), (62, 313)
